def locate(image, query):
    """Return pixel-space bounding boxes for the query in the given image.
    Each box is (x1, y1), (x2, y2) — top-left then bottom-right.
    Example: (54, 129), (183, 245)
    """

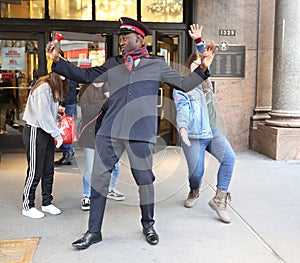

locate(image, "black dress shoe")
(72, 231), (102, 249)
(143, 227), (159, 245)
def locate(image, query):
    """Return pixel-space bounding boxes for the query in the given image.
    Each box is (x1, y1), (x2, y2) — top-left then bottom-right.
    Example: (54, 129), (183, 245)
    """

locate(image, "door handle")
(157, 87), (163, 107)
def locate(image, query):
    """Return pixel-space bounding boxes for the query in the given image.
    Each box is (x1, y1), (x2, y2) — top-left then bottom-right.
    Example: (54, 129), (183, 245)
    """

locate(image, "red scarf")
(123, 46), (150, 71)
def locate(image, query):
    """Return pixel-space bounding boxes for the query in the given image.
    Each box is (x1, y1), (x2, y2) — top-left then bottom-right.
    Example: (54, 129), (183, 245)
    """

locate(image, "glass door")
(51, 31), (108, 124)
(53, 31), (107, 68)
(0, 32), (43, 149)
(152, 31), (182, 147)
(0, 31), (109, 150)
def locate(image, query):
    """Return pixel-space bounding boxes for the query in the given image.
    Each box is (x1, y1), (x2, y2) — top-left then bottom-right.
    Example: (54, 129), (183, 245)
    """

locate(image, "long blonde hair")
(31, 72), (69, 102)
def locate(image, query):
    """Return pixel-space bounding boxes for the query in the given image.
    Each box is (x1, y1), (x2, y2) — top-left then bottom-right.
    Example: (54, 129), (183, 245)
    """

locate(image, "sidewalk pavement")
(0, 148), (299, 263)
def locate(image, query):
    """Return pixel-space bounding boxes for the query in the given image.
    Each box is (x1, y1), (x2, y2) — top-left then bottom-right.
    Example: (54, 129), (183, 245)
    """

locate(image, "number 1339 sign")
(219, 30), (236, 36)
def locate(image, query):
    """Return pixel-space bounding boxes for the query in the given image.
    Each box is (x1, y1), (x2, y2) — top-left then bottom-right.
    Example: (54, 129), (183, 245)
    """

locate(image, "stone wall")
(196, 0), (260, 149)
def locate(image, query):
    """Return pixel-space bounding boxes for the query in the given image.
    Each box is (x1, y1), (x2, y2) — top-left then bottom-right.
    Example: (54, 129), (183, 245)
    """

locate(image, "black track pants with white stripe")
(22, 125), (55, 210)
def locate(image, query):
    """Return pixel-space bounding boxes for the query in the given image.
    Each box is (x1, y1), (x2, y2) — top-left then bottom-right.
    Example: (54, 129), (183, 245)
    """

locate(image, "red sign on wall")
(0, 73), (14, 79)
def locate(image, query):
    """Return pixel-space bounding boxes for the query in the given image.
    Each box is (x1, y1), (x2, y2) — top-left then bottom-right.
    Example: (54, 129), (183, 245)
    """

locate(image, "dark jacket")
(52, 55), (209, 143)
(60, 79), (78, 107)
(78, 84), (108, 149)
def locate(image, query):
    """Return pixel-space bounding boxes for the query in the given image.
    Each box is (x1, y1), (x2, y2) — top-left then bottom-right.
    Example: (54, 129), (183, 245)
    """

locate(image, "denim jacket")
(173, 86), (212, 139)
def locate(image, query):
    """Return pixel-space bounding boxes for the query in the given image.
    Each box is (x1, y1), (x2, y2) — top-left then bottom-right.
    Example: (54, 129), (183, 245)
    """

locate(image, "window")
(0, 39), (39, 125)
(0, 0), (183, 22)
(0, 0), (44, 19)
(60, 40), (106, 67)
(95, 0), (137, 21)
(141, 0), (183, 23)
(49, 0), (92, 20)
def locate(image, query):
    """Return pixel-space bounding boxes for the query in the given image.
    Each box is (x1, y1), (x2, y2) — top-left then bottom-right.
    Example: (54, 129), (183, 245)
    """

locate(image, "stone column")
(250, 0), (274, 127)
(249, 0), (275, 153)
(251, 0), (300, 160)
(265, 0), (300, 127)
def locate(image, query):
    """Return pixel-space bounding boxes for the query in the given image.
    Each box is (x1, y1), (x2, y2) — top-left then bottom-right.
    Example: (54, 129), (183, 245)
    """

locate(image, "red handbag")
(55, 114), (77, 144)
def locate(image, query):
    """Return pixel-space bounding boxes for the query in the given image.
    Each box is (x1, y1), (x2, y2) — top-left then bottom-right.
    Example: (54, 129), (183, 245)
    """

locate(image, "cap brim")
(118, 29), (136, 35)
(118, 29), (145, 38)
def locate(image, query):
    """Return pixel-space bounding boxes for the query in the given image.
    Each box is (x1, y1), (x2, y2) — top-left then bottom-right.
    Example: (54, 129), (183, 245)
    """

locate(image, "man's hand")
(56, 138), (63, 149)
(188, 24), (203, 40)
(179, 127), (191, 147)
(45, 41), (60, 63)
(200, 42), (218, 71)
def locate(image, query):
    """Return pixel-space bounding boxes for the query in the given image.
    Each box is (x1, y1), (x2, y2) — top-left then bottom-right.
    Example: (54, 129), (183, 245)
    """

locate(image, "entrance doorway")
(56, 31), (182, 148)
(151, 31), (185, 147)
(0, 32), (44, 149)
(52, 31), (108, 68)
(0, 30), (186, 151)
(0, 31), (109, 150)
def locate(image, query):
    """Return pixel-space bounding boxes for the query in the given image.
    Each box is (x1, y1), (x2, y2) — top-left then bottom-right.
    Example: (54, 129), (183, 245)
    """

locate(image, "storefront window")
(0, 39), (38, 135)
(0, 0), (44, 19)
(49, 0), (92, 20)
(95, 0), (137, 21)
(0, 0), (183, 21)
(60, 40), (106, 67)
(141, 0), (183, 23)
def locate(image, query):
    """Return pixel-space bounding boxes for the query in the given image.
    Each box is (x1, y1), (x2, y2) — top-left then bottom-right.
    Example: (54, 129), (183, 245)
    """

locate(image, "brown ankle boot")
(184, 189), (200, 208)
(208, 189), (231, 223)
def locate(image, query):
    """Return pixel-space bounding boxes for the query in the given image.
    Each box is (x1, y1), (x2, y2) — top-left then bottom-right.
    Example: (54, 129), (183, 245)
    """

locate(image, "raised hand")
(200, 42), (218, 70)
(188, 24), (203, 40)
(45, 41), (60, 63)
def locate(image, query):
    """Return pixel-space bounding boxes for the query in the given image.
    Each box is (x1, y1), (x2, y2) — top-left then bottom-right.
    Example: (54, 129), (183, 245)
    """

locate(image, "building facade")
(195, 0), (300, 160)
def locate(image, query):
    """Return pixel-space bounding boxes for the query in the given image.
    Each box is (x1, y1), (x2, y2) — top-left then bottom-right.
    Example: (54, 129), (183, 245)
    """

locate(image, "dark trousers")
(88, 135), (155, 233)
(22, 125), (55, 210)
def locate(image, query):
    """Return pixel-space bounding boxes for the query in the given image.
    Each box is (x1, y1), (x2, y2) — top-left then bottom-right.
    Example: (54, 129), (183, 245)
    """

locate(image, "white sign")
(160, 48), (168, 63)
(1, 47), (25, 70)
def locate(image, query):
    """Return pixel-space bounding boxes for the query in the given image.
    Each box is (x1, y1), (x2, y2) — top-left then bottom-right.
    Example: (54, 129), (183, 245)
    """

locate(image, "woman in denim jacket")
(174, 24), (236, 223)
(173, 52), (213, 211)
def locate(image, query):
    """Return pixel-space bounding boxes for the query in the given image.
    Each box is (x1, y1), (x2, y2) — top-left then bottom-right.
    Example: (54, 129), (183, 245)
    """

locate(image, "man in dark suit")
(47, 17), (217, 249)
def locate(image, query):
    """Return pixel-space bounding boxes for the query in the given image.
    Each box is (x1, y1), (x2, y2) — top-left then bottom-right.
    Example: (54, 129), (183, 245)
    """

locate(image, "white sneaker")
(41, 204), (61, 215)
(22, 207), (45, 219)
(81, 197), (90, 211)
(107, 189), (125, 201)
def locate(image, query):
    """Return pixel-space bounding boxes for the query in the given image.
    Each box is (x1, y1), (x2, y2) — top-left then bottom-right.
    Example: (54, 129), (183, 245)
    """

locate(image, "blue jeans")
(82, 147), (121, 198)
(183, 128), (235, 192)
(109, 161), (121, 192)
(182, 138), (212, 190)
(60, 104), (76, 162)
(207, 128), (236, 191)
